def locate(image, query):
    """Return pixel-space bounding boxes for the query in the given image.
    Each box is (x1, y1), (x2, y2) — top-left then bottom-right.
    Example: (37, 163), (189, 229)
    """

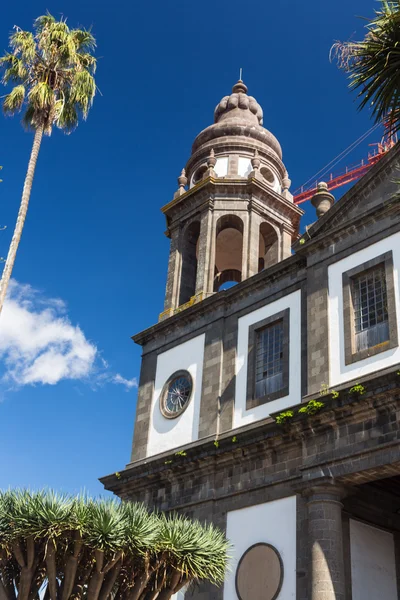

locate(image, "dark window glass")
(352, 266), (389, 352)
(255, 320), (284, 398)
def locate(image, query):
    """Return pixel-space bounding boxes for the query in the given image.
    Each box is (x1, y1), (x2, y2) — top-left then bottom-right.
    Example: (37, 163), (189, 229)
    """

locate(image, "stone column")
(306, 484), (346, 600)
(196, 206), (214, 297)
(281, 224), (292, 260)
(247, 204), (261, 277)
(163, 225), (181, 313)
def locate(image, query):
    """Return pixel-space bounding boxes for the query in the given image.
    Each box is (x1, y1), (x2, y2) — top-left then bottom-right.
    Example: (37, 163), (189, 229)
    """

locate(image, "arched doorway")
(214, 215), (244, 291)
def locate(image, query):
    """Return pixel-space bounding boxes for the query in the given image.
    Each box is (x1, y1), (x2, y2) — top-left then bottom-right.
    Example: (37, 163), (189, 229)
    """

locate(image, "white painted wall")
(234, 290), (301, 428)
(350, 519), (398, 600)
(238, 157), (252, 177)
(224, 497), (297, 600)
(328, 232), (400, 386)
(146, 334), (205, 457)
(215, 157), (229, 177)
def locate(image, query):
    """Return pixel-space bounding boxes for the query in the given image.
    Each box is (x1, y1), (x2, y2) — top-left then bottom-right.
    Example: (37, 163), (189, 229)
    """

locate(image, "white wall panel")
(215, 157), (228, 177)
(328, 232), (400, 386)
(224, 497), (296, 600)
(235, 290), (301, 427)
(350, 519), (397, 600)
(147, 334), (205, 457)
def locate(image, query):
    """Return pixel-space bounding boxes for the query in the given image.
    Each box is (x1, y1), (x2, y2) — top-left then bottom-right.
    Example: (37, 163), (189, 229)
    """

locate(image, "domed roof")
(191, 80), (282, 160)
(214, 80), (263, 126)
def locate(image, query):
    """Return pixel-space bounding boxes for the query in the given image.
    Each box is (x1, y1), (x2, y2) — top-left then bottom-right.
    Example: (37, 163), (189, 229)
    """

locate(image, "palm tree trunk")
(0, 125), (43, 316)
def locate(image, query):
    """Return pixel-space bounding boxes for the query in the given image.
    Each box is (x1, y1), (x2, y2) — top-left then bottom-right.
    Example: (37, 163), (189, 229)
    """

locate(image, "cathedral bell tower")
(160, 80), (302, 320)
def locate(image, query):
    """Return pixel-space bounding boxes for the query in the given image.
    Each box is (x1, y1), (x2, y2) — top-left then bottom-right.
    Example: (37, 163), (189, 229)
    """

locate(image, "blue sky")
(0, 0), (381, 497)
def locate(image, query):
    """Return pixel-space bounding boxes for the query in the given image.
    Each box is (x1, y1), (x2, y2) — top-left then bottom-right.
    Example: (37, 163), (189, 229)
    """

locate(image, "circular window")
(235, 543), (283, 600)
(160, 370), (193, 418)
(192, 165), (207, 185)
(260, 167), (275, 186)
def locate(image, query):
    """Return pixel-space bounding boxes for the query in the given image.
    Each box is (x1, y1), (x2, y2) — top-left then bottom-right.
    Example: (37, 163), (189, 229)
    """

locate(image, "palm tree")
(0, 13), (96, 315)
(0, 490), (230, 600)
(332, 1), (400, 134)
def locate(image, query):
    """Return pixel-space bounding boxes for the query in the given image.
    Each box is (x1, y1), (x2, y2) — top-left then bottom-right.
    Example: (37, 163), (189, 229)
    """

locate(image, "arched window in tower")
(258, 222), (280, 272)
(179, 221), (200, 305)
(214, 215), (244, 291)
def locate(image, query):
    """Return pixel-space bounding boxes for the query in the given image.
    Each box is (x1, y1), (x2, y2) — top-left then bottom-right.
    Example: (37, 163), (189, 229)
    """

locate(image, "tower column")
(163, 225), (181, 313)
(305, 483), (346, 600)
(281, 224), (292, 260)
(247, 205), (261, 277)
(195, 206), (214, 297)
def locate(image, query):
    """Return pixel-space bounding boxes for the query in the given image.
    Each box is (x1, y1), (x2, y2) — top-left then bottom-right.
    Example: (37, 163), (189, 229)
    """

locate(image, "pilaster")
(305, 483), (347, 600)
(196, 206), (214, 297)
(281, 224), (292, 260)
(163, 225), (181, 312)
(247, 204), (261, 277)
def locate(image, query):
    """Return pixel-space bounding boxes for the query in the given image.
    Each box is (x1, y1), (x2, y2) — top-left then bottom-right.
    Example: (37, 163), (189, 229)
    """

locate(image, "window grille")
(255, 320), (284, 398)
(352, 266), (389, 352)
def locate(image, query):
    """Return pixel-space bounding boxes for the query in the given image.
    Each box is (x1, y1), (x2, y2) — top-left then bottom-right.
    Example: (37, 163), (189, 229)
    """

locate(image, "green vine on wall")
(298, 399), (325, 416)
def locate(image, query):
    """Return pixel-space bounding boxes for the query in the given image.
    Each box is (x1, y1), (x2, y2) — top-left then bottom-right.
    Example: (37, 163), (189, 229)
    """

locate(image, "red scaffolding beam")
(293, 136), (396, 205)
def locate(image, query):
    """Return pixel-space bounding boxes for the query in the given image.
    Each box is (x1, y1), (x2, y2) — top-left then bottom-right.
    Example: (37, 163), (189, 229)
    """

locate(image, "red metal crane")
(293, 128), (397, 205)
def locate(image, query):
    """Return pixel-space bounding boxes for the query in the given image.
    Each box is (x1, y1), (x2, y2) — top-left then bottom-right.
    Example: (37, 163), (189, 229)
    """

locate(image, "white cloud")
(0, 280), (137, 390)
(112, 373), (138, 390)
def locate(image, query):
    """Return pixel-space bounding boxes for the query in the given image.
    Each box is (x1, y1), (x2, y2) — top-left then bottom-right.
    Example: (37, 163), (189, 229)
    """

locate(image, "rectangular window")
(255, 320), (284, 398)
(247, 309), (289, 409)
(352, 266), (389, 352)
(342, 251), (398, 365)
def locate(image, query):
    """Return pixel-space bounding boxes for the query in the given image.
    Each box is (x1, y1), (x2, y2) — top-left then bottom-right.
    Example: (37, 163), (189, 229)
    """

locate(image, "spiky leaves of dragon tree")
(332, 1), (400, 134)
(0, 490), (230, 600)
(0, 13), (96, 315)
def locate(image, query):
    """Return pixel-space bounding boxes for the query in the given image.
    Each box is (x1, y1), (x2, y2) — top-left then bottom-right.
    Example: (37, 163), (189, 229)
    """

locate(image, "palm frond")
(70, 70), (96, 117)
(71, 29), (96, 51)
(0, 12), (97, 133)
(333, 0), (400, 132)
(9, 30), (36, 63)
(56, 99), (78, 133)
(34, 13), (56, 34)
(28, 81), (53, 110)
(3, 85), (25, 114)
(0, 54), (28, 84)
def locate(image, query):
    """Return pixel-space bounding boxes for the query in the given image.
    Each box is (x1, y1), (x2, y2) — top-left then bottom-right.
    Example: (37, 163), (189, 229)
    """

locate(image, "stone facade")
(101, 81), (400, 600)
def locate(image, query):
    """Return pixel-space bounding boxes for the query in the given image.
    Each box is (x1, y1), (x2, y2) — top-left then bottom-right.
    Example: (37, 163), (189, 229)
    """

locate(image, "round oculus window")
(235, 543), (283, 600)
(160, 370), (193, 418)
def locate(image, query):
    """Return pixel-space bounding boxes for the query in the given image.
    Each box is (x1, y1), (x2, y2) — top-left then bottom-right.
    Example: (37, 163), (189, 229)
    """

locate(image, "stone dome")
(191, 80), (282, 160)
(214, 80), (263, 126)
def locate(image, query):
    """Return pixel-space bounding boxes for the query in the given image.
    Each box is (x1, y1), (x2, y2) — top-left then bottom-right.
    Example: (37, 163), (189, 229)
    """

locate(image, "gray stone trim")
(394, 531), (400, 599)
(220, 314), (237, 433)
(307, 263), (329, 395)
(343, 251), (398, 365)
(305, 211), (400, 270)
(246, 309), (290, 409)
(300, 284), (308, 398)
(107, 367), (400, 495)
(296, 494), (308, 600)
(130, 351), (157, 462)
(342, 513), (353, 600)
(305, 484), (346, 600)
(198, 321), (223, 439)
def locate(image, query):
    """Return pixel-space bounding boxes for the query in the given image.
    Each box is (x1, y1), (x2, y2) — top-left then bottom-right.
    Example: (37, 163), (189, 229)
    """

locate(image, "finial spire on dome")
(214, 79), (262, 125)
(232, 79), (248, 94)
